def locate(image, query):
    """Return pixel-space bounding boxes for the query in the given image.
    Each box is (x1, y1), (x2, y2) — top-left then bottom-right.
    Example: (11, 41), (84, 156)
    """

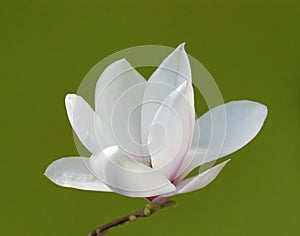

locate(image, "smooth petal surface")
(148, 81), (195, 180)
(177, 100), (268, 180)
(141, 43), (192, 149)
(147, 43), (191, 92)
(153, 159), (230, 202)
(95, 58), (146, 107)
(65, 94), (102, 154)
(110, 82), (149, 160)
(44, 157), (112, 192)
(89, 146), (176, 197)
(94, 59), (146, 150)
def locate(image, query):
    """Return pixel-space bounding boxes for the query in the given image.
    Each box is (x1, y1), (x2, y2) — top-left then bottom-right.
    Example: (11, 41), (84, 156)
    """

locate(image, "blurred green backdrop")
(1, 0), (299, 235)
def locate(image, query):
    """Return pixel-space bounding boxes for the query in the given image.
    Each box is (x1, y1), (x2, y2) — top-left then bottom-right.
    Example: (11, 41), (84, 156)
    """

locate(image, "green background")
(1, 0), (299, 235)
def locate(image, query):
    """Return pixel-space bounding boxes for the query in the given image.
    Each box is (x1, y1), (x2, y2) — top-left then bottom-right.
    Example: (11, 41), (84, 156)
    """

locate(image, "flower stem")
(87, 201), (177, 236)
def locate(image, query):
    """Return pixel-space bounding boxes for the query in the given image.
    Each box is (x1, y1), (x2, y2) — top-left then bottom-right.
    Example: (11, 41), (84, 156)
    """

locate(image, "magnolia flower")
(45, 43), (267, 205)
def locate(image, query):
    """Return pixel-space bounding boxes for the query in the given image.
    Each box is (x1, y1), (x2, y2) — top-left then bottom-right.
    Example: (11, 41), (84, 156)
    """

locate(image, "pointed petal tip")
(230, 100), (268, 116)
(107, 58), (136, 73)
(247, 100), (268, 117)
(178, 80), (193, 94)
(177, 42), (186, 51)
(115, 58), (129, 64)
(261, 105), (268, 119)
(262, 104), (268, 114)
(201, 158), (231, 174)
(99, 58), (131, 74)
(180, 80), (188, 88)
(43, 170), (54, 184)
(43, 164), (53, 181)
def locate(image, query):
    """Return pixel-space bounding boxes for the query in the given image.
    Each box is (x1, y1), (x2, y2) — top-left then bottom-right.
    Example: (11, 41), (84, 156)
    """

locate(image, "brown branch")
(87, 201), (177, 236)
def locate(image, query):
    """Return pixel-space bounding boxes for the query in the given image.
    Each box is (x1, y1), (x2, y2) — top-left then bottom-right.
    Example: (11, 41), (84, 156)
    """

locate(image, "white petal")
(65, 94), (102, 154)
(148, 81), (195, 180)
(89, 146), (176, 197)
(177, 100), (267, 180)
(175, 159), (229, 194)
(141, 43), (192, 149)
(44, 157), (112, 192)
(153, 160), (230, 202)
(110, 82), (150, 160)
(95, 58), (146, 108)
(148, 43), (191, 90)
(94, 59), (146, 150)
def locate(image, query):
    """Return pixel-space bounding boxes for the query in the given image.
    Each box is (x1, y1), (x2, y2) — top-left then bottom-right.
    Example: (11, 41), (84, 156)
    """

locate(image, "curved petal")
(153, 160), (230, 202)
(89, 146), (176, 197)
(148, 81), (195, 180)
(141, 43), (192, 149)
(148, 43), (191, 93)
(44, 157), (112, 192)
(110, 82), (150, 161)
(95, 58), (146, 107)
(94, 59), (146, 150)
(65, 94), (102, 154)
(177, 100), (268, 180)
